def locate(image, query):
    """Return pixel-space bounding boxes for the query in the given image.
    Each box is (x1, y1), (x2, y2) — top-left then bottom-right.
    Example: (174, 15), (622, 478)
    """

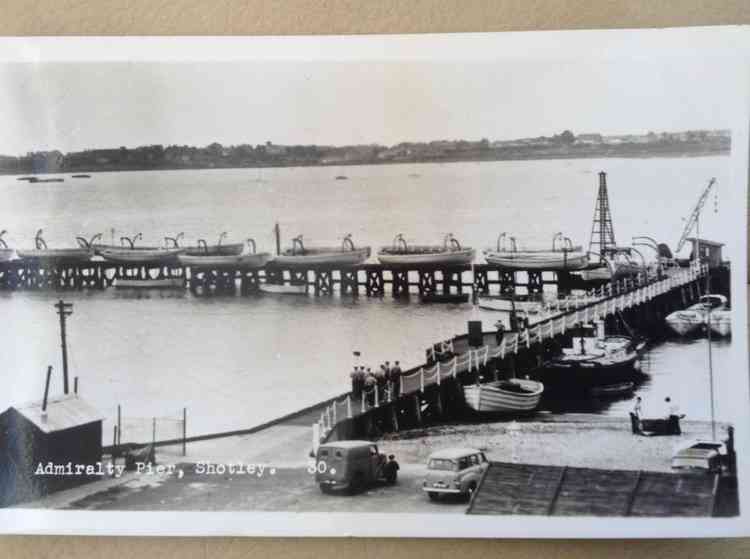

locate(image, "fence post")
(333, 401), (337, 424)
(400, 374), (404, 397)
(420, 368), (425, 393)
(347, 395), (352, 418)
(453, 356), (458, 376)
(375, 385), (379, 407)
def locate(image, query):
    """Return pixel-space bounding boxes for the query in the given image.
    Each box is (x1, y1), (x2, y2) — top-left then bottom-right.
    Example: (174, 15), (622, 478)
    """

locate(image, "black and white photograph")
(0, 29), (749, 537)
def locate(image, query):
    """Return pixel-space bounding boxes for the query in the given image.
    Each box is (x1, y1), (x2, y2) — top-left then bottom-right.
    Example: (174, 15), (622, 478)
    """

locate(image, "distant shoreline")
(0, 144), (730, 176)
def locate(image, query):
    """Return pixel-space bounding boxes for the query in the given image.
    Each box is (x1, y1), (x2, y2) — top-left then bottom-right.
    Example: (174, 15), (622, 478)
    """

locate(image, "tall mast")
(588, 171), (617, 262)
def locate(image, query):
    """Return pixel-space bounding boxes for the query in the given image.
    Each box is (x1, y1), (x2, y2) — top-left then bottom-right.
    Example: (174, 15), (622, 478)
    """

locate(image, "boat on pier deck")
(167, 232), (245, 257)
(376, 233), (475, 266)
(273, 234), (370, 267)
(16, 229), (94, 264)
(665, 294), (730, 337)
(483, 232), (589, 271)
(178, 237), (272, 269)
(97, 233), (184, 264)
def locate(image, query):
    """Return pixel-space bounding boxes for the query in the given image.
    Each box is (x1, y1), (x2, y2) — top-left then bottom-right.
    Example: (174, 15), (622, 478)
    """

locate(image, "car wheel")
(319, 484), (332, 494)
(349, 473), (365, 494)
(428, 492), (440, 501)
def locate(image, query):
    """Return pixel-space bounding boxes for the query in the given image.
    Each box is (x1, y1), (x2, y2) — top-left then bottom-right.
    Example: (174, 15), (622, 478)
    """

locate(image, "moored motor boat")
(483, 232), (589, 271)
(463, 378), (544, 413)
(0, 230), (14, 262)
(665, 294), (729, 337)
(536, 325), (641, 388)
(273, 234), (371, 267)
(98, 233), (183, 264)
(376, 233), (475, 266)
(16, 229), (94, 263)
(177, 238), (272, 268)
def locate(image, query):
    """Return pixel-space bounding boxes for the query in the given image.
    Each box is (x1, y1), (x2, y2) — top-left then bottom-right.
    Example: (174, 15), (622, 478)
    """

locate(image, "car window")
(428, 458), (456, 471)
(369, 445), (378, 456)
(335, 450), (343, 458)
(319, 449), (329, 457)
(469, 454), (479, 466)
(457, 457), (469, 470)
(480, 452), (488, 463)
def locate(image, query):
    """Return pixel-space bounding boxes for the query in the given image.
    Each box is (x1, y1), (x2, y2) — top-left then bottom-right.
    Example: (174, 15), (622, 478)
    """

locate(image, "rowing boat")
(463, 379), (544, 413)
(483, 231), (589, 271)
(178, 253), (272, 268)
(377, 234), (475, 266)
(99, 247), (184, 264)
(273, 234), (371, 267)
(16, 229), (94, 263)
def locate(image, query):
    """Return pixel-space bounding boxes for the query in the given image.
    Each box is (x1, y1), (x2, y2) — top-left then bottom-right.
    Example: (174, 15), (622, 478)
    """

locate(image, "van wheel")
(428, 492), (440, 501)
(319, 484), (332, 494)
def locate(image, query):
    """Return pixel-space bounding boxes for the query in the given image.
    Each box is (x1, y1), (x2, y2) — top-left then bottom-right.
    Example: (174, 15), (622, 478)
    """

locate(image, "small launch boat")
(476, 293), (545, 314)
(589, 381), (635, 398)
(377, 233), (475, 266)
(167, 232), (245, 257)
(665, 294), (729, 337)
(0, 230), (14, 262)
(178, 238), (272, 268)
(463, 378), (544, 413)
(16, 229), (94, 263)
(483, 232), (589, 271)
(273, 234), (371, 267)
(98, 233), (183, 264)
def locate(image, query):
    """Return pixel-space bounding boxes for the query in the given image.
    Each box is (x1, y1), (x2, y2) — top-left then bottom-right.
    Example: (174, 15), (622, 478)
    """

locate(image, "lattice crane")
(675, 178), (716, 254)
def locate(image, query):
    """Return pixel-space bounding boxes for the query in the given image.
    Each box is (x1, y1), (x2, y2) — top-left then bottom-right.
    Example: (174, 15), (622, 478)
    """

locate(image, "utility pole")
(54, 300), (73, 394)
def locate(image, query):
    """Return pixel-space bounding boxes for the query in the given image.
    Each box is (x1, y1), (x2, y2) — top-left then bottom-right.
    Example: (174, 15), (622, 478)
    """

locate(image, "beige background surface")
(0, 0), (749, 556)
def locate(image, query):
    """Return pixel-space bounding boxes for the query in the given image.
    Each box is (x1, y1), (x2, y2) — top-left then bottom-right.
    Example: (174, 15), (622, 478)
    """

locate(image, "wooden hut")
(0, 394), (103, 507)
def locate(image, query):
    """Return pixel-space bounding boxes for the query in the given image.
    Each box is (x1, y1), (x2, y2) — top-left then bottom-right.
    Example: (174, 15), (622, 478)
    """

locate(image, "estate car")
(422, 447), (489, 501)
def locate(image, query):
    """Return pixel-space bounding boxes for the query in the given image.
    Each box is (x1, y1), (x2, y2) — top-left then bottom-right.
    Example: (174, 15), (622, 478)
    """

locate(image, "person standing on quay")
(390, 361), (402, 398)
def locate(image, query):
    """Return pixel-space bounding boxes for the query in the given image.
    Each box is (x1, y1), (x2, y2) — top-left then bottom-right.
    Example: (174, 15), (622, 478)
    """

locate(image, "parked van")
(315, 440), (393, 493)
(422, 447), (489, 501)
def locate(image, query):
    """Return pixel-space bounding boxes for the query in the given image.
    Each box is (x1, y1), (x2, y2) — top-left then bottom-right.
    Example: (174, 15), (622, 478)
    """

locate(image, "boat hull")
(484, 250), (589, 271)
(99, 248), (184, 264)
(463, 379), (544, 413)
(476, 295), (543, 313)
(273, 247), (371, 267)
(183, 243), (245, 257)
(708, 311), (731, 337)
(665, 310), (705, 336)
(16, 248), (92, 263)
(377, 248), (474, 266)
(178, 253), (272, 268)
(589, 381), (635, 398)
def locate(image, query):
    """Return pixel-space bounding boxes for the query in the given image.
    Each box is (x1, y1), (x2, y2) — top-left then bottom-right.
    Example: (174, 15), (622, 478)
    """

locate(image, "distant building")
(686, 238), (724, 268)
(575, 133), (603, 145)
(265, 142), (287, 156)
(0, 394), (103, 507)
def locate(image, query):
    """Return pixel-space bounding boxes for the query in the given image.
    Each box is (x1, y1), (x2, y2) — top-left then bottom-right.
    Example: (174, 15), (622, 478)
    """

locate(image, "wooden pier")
(315, 260), (712, 444)
(0, 257), (675, 298)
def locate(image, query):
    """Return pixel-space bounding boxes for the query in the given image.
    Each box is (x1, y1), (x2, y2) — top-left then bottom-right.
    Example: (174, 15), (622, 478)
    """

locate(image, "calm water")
(0, 157), (738, 438)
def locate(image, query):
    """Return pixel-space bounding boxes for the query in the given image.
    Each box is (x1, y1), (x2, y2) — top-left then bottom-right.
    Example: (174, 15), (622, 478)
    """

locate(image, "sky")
(0, 56), (739, 155)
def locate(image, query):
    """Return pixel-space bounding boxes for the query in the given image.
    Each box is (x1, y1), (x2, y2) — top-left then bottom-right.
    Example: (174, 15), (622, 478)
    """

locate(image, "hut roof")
(10, 394), (103, 434)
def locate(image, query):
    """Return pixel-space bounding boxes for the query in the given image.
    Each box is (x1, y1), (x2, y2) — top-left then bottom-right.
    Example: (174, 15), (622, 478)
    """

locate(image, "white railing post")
(400, 374), (404, 397)
(332, 402), (337, 425)
(436, 363), (442, 385)
(500, 336), (506, 359)
(420, 368), (425, 393)
(374, 385), (379, 407)
(361, 394), (366, 413)
(452, 356), (458, 377)
(347, 395), (352, 418)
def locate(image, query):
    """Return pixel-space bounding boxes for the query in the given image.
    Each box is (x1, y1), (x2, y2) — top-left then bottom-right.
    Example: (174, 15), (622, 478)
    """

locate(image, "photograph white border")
(0, 27), (748, 538)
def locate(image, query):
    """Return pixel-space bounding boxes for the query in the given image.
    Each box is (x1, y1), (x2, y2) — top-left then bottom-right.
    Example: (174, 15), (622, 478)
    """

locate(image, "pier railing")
(315, 260), (707, 443)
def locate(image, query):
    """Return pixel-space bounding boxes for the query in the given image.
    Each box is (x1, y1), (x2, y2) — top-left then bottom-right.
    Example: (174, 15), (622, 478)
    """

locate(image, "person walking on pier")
(364, 371), (377, 406)
(390, 361), (402, 398)
(630, 396), (643, 434)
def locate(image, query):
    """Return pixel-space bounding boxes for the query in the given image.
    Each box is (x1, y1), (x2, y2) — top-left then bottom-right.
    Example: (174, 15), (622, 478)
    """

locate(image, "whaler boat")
(98, 233), (183, 264)
(463, 378), (544, 414)
(707, 309), (731, 337)
(483, 232), (589, 271)
(177, 238), (272, 269)
(376, 233), (475, 266)
(0, 230), (14, 262)
(273, 234), (371, 267)
(665, 294), (729, 337)
(16, 229), (93, 263)
(167, 232), (245, 257)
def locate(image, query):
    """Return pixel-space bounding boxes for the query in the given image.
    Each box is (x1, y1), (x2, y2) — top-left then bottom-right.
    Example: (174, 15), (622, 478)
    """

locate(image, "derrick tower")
(588, 171), (617, 262)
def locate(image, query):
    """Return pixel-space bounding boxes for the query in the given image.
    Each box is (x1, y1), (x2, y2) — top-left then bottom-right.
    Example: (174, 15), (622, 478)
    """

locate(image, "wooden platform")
(467, 462), (721, 517)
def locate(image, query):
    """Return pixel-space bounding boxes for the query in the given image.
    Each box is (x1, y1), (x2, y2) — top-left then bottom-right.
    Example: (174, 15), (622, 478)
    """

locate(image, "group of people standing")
(350, 361), (403, 404)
